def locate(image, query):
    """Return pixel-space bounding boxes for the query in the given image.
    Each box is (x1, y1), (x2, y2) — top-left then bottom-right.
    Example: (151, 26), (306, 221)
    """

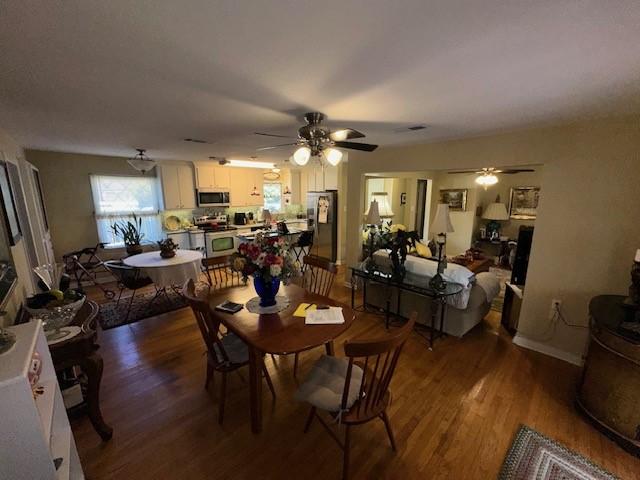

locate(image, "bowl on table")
(25, 295), (86, 341)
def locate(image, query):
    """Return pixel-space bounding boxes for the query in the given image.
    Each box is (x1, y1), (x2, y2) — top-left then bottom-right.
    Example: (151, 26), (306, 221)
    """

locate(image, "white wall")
(345, 115), (640, 365)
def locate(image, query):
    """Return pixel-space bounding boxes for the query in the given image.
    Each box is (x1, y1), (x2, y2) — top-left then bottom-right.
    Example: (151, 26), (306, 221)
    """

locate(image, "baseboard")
(512, 334), (584, 366)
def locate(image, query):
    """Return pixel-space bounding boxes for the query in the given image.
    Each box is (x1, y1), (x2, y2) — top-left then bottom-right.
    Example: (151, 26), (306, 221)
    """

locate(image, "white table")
(123, 249), (203, 288)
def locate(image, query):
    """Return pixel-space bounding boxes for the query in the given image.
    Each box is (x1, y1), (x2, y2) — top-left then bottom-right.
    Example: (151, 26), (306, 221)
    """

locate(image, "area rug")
(498, 425), (618, 480)
(489, 266), (512, 313)
(99, 289), (188, 330)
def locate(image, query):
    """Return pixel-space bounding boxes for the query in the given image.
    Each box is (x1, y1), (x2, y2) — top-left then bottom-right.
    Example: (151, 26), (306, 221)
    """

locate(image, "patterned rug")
(499, 425), (618, 480)
(99, 289), (188, 330)
(489, 266), (512, 313)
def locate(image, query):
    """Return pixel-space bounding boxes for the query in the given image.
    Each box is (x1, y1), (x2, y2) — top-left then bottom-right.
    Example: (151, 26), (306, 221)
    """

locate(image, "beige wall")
(26, 150), (155, 260)
(0, 129), (36, 325)
(346, 115), (640, 364)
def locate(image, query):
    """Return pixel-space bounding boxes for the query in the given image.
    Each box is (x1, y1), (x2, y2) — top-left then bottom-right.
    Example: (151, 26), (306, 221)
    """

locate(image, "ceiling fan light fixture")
(325, 148), (343, 166)
(293, 146), (311, 166)
(127, 149), (156, 174)
(475, 173), (498, 187)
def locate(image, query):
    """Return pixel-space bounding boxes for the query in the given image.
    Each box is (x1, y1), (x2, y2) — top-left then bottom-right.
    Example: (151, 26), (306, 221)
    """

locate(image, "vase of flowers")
(231, 233), (300, 307)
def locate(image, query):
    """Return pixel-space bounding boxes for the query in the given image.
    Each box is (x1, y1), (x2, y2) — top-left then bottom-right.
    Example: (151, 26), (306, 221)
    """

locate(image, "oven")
(205, 231), (239, 258)
(197, 189), (230, 207)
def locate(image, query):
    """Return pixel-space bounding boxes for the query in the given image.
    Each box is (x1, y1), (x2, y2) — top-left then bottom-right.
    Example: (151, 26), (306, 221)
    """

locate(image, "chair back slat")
(202, 255), (244, 288)
(302, 254), (337, 297)
(342, 312), (416, 419)
(182, 279), (229, 365)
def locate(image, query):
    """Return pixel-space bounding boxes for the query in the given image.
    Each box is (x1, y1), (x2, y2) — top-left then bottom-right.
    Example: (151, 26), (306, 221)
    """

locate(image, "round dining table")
(123, 249), (203, 287)
(207, 282), (356, 433)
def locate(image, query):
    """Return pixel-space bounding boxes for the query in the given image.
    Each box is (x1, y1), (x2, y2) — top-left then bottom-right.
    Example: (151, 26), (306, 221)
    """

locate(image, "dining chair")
(103, 260), (153, 322)
(290, 254), (339, 377)
(182, 279), (276, 424)
(201, 255), (244, 288)
(295, 312), (416, 480)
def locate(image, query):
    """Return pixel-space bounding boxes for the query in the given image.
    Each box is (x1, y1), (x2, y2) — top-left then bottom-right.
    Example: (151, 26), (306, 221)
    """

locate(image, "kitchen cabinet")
(160, 164), (196, 210)
(195, 163), (231, 190)
(230, 168), (264, 207)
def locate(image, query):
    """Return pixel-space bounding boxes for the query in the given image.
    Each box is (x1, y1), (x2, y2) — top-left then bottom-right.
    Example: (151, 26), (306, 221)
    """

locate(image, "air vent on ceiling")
(184, 138), (211, 144)
(393, 124), (428, 133)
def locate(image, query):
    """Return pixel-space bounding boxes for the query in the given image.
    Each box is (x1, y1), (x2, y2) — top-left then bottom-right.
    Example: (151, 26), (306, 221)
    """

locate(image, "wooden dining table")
(208, 282), (356, 433)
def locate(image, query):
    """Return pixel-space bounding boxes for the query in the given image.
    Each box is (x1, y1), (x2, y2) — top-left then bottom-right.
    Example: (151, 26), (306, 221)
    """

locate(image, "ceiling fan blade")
(498, 169), (536, 174)
(447, 170), (482, 174)
(256, 142), (298, 151)
(329, 128), (365, 141)
(254, 132), (297, 139)
(333, 141), (378, 152)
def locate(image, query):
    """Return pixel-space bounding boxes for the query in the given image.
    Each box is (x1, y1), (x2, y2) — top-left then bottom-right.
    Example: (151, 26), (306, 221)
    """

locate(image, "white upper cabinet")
(324, 165), (338, 190)
(160, 164), (196, 210)
(228, 168), (263, 207)
(195, 163), (232, 190)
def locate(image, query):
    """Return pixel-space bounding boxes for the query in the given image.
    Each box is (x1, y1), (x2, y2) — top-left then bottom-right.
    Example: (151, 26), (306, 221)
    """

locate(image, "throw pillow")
(415, 242), (432, 258)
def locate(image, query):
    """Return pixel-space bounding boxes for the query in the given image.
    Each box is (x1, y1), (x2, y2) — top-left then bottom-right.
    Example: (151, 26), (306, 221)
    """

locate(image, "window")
(90, 175), (162, 247)
(263, 183), (282, 212)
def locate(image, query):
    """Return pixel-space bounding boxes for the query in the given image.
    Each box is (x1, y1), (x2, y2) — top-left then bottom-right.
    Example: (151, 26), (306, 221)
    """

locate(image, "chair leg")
(381, 410), (397, 451)
(205, 362), (213, 390)
(262, 363), (276, 400)
(303, 406), (316, 433)
(218, 371), (227, 425)
(343, 425), (351, 480)
(293, 353), (300, 378)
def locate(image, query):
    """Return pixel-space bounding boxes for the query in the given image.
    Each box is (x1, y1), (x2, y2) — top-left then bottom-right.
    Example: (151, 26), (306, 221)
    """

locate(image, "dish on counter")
(164, 215), (181, 231)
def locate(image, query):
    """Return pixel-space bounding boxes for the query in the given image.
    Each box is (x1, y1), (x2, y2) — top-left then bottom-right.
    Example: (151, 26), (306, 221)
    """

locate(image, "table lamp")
(364, 199), (381, 260)
(429, 204), (455, 291)
(482, 199), (509, 241)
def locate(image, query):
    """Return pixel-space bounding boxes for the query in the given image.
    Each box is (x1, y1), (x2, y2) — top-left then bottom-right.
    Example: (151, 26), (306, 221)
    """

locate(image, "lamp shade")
(366, 192), (394, 218)
(430, 204), (454, 235)
(482, 202), (509, 220)
(365, 199), (381, 225)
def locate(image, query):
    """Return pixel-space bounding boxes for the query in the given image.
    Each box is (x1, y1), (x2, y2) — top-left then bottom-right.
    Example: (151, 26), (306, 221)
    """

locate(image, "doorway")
(414, 179), (432, 240)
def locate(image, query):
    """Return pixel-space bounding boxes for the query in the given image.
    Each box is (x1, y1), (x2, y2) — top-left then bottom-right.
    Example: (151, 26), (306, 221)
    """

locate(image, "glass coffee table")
(350, 263), (464, 349)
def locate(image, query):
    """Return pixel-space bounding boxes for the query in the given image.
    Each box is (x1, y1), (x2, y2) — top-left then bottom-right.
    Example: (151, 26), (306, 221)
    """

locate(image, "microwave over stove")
(197, 189), (230, 207)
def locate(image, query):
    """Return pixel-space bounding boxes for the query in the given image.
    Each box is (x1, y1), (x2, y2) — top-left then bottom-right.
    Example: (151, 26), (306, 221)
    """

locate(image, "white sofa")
(365, 251), (500, 337)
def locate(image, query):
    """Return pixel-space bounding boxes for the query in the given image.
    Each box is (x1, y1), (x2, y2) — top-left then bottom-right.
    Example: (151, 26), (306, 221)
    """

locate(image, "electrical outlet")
(549, 299), (562, 320)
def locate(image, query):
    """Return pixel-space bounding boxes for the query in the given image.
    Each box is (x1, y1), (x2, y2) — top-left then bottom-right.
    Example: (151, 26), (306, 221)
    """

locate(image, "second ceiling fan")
(448, 167), (534, 187)
(255, 112), (378, 166)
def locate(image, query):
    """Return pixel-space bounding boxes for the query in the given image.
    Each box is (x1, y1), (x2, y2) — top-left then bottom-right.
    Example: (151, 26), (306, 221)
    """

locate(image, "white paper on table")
(305, 307), (344, 325)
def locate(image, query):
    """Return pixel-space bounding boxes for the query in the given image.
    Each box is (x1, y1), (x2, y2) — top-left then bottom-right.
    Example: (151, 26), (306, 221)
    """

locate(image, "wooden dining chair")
(201, 255), (244, 288)
(289, 254), (339, 376)
(182, 279), (275, 424)
(296, 312), (416, 480)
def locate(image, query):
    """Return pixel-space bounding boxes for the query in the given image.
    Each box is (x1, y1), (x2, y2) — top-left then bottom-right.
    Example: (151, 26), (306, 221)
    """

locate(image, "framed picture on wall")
(0, 155), (22, 245)
(509, 186), (540, 219)
(439, 188), (467, 212)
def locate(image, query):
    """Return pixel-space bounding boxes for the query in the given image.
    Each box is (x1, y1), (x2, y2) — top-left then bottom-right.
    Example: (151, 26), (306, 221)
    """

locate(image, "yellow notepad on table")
(293, 303), (317, 317)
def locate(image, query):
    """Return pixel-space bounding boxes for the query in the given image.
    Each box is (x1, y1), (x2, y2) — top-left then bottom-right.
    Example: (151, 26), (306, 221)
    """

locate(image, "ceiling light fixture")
(325, 148), (343, 166)
(127, 149), (156, 174)
(225, 159), (275, 169)
(293, 146), (311, 166)
(475, 173), (499, 188)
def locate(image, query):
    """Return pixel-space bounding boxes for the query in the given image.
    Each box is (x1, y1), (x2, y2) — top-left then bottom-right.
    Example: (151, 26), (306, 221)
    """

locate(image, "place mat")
(246, 296), (291, 314)
(498, 425), (618, 480)
(47, 326), (82, 345)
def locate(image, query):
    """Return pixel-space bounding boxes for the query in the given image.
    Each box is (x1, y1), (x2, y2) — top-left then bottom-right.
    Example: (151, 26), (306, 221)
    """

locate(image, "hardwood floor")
(73, 272), (640, 479)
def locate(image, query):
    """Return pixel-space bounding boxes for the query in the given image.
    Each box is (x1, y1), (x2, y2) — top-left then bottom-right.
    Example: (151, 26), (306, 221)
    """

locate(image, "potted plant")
(230, 233), (300, 307)
(157, 238), (178, 258)
(111, 214), (145, 256)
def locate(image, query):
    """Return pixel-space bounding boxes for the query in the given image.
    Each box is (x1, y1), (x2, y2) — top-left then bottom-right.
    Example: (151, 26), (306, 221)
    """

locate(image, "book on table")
(305, 307), (344, 325)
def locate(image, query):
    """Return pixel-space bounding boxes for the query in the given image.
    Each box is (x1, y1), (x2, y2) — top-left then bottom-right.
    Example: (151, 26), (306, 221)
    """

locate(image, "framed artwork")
(0, 156), (21, 245)
(509, 186), (540, 219)
(439, 188), (467, 212)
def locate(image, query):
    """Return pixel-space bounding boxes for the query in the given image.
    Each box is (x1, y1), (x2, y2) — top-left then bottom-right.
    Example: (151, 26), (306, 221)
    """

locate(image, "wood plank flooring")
(73, 273), (640, 479)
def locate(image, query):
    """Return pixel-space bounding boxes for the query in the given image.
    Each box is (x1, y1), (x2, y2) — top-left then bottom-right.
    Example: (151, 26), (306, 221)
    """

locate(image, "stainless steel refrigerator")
(307, 191), (338, 262)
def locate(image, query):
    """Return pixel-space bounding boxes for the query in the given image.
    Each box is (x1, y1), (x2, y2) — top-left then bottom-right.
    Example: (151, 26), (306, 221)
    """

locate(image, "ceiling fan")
(448, 167), (535, 187)
(255, 112), (378, 166)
